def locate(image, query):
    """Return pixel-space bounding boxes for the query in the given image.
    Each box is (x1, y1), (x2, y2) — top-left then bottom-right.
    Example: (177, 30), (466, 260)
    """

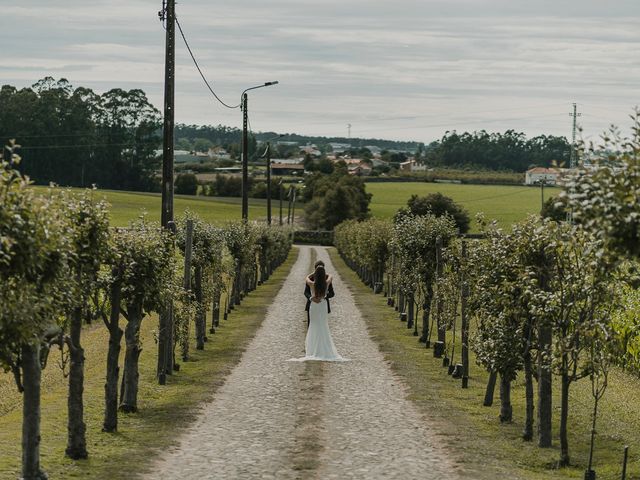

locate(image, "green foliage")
(0, 141), (73, 373)
(107, 219), (176, 316)
(175, 173), (198, 196)
(0, 78), (161, 191)
(303, 171), (372, 230)
(611, 285), (640, 372)
(563, 110), (640, 258)
(425, 130), (570, 172)
(395, 193), (470, 233)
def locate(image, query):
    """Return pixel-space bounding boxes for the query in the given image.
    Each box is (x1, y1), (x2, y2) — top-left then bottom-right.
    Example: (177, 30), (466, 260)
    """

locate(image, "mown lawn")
(366, 182), (559, 229)
(0, 249), (298, 480)
(329, 248), (639, 480)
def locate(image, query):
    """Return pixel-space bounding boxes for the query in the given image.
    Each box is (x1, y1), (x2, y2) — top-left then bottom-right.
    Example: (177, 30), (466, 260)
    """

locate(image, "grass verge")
(0, 248), (299, 480)
(329, 248), (639, 480)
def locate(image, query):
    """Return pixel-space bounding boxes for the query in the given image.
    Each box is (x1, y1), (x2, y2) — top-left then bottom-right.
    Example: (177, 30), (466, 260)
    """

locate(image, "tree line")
(0, 77), (161, 190)
(333, 111), (640, 477)
(422, 130), (571, 172)
(0, 141), (292, 479)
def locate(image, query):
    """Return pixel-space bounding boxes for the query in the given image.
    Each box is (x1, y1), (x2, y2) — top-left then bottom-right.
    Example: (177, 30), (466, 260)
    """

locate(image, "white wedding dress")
(290, 292), (347, 362)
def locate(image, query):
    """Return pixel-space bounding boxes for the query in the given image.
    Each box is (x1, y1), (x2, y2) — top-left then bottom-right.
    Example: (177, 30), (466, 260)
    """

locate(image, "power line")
(17, 142), (160, 150)
(174, 15), (240, 110)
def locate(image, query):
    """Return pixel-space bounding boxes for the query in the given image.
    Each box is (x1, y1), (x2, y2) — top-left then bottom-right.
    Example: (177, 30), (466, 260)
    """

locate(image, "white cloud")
(1, 1), (639, 141)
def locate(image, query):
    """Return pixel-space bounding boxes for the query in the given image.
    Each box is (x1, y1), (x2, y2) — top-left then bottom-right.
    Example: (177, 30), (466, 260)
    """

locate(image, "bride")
(291, 265), (346, 362)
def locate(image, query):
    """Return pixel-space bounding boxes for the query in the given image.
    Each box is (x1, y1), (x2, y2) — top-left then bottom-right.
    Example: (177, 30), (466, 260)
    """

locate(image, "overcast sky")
(2, 0), (639, 142)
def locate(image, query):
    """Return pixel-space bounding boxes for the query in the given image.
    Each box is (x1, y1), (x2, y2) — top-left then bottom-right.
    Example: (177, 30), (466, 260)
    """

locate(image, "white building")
(525, 167), (564, 185)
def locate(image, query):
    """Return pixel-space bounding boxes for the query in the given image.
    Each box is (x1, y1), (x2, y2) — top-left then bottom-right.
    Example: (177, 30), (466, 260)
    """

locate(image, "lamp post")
(241, 81), (279, 221)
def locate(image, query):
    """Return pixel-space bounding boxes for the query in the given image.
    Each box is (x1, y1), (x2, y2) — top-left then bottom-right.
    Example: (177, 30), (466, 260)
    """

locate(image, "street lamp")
(260, 134), (284, 225)
(241, 81), (279, 221)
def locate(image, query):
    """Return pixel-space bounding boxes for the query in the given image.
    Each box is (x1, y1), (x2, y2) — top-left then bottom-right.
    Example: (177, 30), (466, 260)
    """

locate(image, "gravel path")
(144, 246), (461, 479)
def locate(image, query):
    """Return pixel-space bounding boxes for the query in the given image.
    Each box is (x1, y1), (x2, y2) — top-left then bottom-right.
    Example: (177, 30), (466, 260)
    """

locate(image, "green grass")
(329, 248), (640, 480)
(367, 182), (558, 230)
(0, 248), (299, 480)
(33, 187), (271, 227)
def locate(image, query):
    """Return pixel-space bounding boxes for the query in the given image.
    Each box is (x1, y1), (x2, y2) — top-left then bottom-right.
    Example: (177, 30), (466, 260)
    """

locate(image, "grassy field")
(33, 181), (554, 230)
(33, 187), (271, 227)
(329, 248), (639, 480)
(0, 249), (298, 480)
(366, 182), (558, 229)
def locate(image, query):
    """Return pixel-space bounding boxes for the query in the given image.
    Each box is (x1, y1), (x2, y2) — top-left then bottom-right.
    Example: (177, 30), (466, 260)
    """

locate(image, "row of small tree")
(334, 170), (638, 474)
(0, 141), (292, 479)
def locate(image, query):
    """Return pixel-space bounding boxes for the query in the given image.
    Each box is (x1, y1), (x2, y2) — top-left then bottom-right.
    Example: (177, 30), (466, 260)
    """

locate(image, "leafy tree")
(0, 141), (74, 479)
(175, 173), (198, 195)
(304, 171), (371, 230)
(58, 188), (110, 459)
(395, 193), (470, 233)
(193, 137), (213, 152)
(540, 196), (566, 222)
(563, 111), (640, 258)
(0, 78), (161, 191)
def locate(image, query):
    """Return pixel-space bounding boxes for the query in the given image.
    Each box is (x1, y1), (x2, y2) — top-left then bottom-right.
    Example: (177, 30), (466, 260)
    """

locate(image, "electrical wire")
(174, 15), (240, 110)
(17, 142), (160, 150)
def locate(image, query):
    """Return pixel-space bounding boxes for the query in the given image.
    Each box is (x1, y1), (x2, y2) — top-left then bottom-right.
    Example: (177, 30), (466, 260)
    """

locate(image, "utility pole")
(347, 123), (351, 139)
(279, 179), (284, 225)
(540, 179), (545, 212)
(569, 102), (582, 169)
(157, 0), (175, 385)
(241, 93), (249, 221)
(266, 141), (272, 225)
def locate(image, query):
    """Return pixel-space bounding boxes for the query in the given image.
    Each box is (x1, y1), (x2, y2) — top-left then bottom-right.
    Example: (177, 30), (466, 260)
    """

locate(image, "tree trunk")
(407, 292), (415, 330)
(559, 366), (571, 466)
(119, 305), (142, 413)
(195, 266), (205, 350)
(22, 342), (47, 480)
(483, 370), (498, 407)
(211, 284), (220, 331)
(523, 348), (534, 441)
(420, 282), (433, 344)
(66, 306), (88, 459)
(499, 375), (513, 422)
(103, 281), (122, 432)
(538, 322), (553, 448)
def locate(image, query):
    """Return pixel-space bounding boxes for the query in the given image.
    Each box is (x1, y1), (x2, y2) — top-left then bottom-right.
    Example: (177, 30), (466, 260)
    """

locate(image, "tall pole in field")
(266, 141), (272, 225)
(157, 0), (175, 385)
(241, 93), (249, 221)
(240, 81), (279, 222)
(279, 178), (284, 225)
(569, 102), (581, 170)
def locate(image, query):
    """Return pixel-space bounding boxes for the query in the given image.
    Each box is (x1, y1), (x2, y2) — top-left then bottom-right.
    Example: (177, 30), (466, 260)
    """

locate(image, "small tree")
(395, 193), (470, 233)
(175, 173), (198, 195)
(0, 141), (74, 479)
(58, 189), (110, 459)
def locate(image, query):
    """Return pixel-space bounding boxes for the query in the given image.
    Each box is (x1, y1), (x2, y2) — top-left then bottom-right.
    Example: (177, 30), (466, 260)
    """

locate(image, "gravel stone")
(144, 246), (461, 479)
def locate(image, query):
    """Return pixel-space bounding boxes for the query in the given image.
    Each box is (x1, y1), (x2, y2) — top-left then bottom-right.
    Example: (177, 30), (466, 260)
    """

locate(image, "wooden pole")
(157, 0), (175, 385)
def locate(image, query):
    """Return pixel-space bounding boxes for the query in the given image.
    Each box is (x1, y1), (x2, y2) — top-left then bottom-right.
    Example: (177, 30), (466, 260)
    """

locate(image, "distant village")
(160, 140), (427, 180)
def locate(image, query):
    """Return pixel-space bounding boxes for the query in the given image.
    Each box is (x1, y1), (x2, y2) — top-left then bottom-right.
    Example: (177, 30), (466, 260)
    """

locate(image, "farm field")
(33, 181), (556, 230)
(366, 182), (558, 228)
(32, 187), (271, 227)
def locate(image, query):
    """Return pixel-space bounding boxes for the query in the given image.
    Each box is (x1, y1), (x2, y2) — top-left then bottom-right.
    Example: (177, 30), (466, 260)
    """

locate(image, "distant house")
(300, 144), (321, 157)
(271, 163), (305, 176)
(154, 149), (194, 163)
(399, 159), (426, 172)
(364, 145), (382, 156)
(209, 146), (231, 160)
(270, 158), (303, 165)
(525, 167), (565, 185)
(329, 142), (351, 153)
(348, 164), (372, 176)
